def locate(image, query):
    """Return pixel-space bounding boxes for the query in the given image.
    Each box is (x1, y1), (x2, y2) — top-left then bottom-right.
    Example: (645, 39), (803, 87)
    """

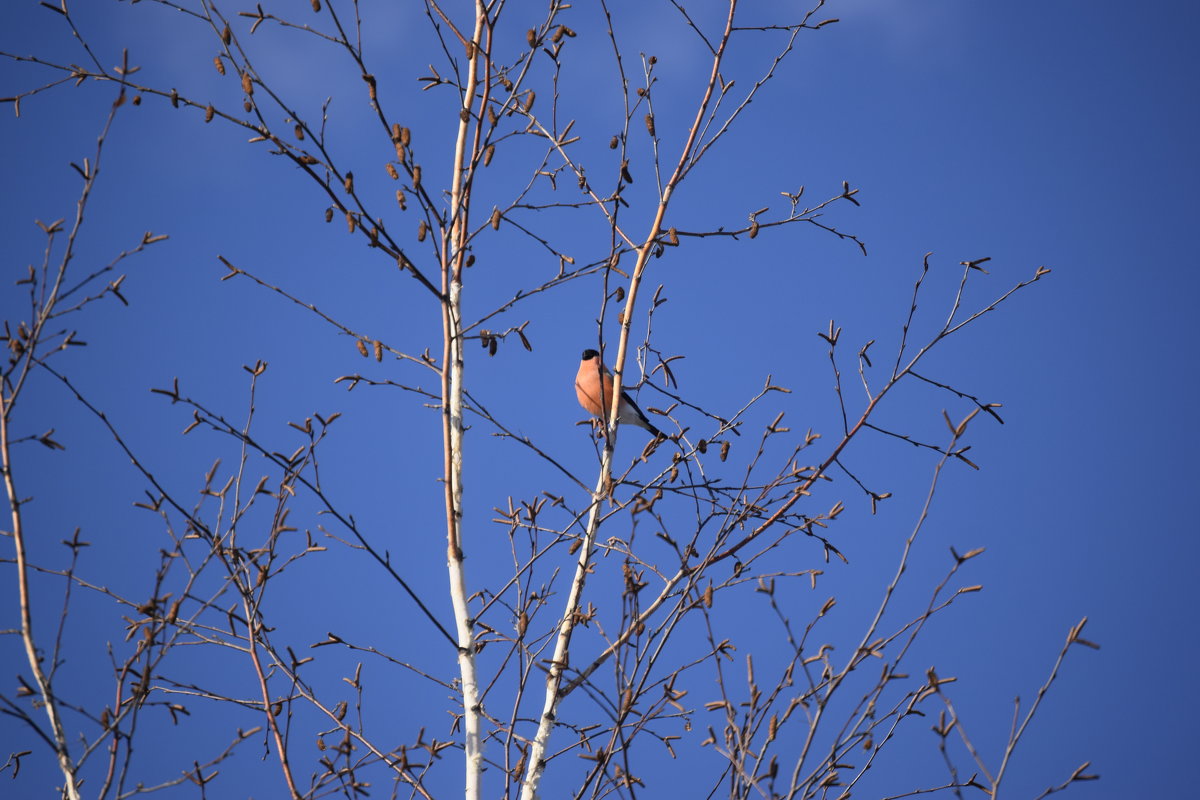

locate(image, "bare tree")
(2, 2), (1096, 799)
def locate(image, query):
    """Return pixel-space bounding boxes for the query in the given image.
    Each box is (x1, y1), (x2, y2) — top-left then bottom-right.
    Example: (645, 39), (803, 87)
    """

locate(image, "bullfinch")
(575, 349), (664, 438)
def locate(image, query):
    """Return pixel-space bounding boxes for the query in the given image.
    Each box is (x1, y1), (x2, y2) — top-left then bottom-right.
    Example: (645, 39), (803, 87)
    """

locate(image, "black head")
(581, 349), (600, 361)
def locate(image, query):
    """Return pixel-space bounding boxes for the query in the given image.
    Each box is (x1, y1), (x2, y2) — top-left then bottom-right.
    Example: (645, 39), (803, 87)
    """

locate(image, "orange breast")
(575, 365), (614, 418)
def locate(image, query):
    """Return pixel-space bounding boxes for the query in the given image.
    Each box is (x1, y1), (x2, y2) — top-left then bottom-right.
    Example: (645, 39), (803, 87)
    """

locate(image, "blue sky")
(2, 1), (1197, 797)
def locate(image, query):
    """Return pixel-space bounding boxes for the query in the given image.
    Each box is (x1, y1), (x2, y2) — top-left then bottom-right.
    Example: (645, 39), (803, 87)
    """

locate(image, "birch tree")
(1, 2), (1096, 798)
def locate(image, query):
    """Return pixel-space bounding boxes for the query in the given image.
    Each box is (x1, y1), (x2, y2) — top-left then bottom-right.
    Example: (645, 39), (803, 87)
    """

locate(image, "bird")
(575, 349), (664, 438)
